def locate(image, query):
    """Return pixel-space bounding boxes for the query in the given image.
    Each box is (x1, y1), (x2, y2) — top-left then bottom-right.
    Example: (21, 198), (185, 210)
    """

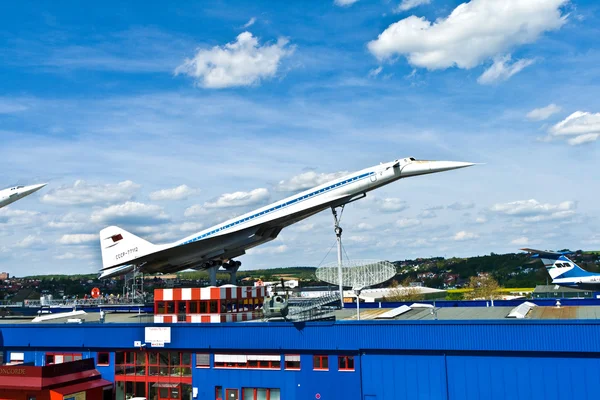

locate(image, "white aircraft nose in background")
(0, 183), (48, 209)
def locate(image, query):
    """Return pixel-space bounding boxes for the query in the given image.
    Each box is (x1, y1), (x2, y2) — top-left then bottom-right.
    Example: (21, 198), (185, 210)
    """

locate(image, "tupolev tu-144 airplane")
(0, 183), (47, 209)
(98, 157), (475, 280)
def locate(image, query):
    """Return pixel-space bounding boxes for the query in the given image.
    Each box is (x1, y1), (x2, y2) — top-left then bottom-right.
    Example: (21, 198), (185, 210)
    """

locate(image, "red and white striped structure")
(153, 285), (266, 323)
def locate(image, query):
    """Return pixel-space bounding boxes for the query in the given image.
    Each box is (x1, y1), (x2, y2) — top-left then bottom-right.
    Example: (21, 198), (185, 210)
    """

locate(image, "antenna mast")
(331, 206), (345, 308)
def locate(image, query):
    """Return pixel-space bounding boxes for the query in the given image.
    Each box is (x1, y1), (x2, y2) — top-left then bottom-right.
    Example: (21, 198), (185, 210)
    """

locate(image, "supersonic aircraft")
(0, 183), (47, 209)
(522, 248), (600, 290)
(98, 157), (474, 279)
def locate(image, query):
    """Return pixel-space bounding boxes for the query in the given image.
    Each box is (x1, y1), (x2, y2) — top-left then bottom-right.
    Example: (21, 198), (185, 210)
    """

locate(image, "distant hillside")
(15, 250), (600, 291)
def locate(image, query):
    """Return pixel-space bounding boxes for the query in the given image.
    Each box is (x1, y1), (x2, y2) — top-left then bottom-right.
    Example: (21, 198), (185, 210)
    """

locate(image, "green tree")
(463, 275), (500, 300)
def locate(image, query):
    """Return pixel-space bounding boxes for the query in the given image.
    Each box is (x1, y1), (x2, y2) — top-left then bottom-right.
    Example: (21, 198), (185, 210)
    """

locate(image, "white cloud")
(58, 234), (98, 245)
(475, 216), (487, 224)
(395, 0), (431, 12)
(276, 171), (348, 192)
(247, 244), (288, 255)
(291, 223), (315, 233)
(179, 222), (204, 232)
(55, 252), (77, 260)
(375, 198), (409, 213)
(419, 210), (437, 219)
(567, 133), (599, 145)
(334, 0), (360, 6)
(396, 218), (421, 228)
(347, 235), (372, 244)
(406, 238), (436, 248)
(490, 199), (576, 222)
(135, 226), (162, 234)
(42, 180), (140, 206)
(356, 222), (374, 231)
(0, 208), (41, 227)
(477, 55), (534, 85)
(0, 99), (28, 114)
(204, 188), (269, 208)
(184, 205), (209, 218)
(526, 104), (561, 121)
(511, 236), (529, 245)
(368, 66), (383, 78)
(147, 231), (181, 243)
(47, 212), (87, 230)
(548, 111), (600, 145)
(368, 0), (567, 71)
(447, 202), (475, 211)
(453, 231), (478, 241)
(242, 17), (256, 29)
(174, 32), (295, 89)
(149, 184), (198, 201)
(15, 235), (45, 249)
(90, 201), (170, 225)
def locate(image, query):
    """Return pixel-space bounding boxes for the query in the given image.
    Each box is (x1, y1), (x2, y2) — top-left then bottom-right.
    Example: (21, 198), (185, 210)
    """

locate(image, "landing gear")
(207, 260), (241, 286)
(331, 205), (345, 308)
(223, 260), (242, 285)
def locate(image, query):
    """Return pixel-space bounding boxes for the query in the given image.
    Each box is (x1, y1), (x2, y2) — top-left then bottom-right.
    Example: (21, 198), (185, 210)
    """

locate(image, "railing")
(0, 300), (24, 307)
(5, 298), (149, 308)
(287, 293), (340, 322)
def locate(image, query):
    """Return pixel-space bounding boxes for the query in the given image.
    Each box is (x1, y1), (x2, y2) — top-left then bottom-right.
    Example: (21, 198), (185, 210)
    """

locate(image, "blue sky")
(1, 0), (600, 276)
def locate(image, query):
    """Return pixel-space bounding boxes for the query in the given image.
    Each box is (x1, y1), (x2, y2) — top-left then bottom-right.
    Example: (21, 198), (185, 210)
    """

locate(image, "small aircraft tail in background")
(521, 248), (600, 289)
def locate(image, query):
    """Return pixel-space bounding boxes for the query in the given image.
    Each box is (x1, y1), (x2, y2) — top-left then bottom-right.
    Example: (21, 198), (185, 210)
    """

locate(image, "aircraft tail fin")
(521, 248), (593, 280)
(100, 226), (155, 270)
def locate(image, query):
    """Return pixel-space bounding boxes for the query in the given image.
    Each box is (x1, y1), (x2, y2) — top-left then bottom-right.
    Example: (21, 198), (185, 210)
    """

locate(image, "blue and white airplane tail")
(521, 248), (596, 280)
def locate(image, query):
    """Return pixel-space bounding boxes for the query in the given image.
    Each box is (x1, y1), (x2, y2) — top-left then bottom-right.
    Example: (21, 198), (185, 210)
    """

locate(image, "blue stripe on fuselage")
(180, 171), (375, 245)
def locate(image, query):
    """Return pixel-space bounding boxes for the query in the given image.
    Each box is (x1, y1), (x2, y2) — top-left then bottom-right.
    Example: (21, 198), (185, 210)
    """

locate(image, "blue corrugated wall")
(361, 353), (447, 400)
(3, 321), (600, 399)
(192, 353), (360, 400)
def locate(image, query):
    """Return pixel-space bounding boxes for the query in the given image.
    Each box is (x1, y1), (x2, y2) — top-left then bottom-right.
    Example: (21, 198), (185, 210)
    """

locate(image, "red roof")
(50, 379), (113, 395)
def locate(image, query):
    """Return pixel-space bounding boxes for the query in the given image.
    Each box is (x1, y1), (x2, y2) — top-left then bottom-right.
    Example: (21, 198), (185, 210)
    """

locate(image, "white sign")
(145, 326), (171, 345)
(151, 342), (165, 348)
(134, 341), (142, 347)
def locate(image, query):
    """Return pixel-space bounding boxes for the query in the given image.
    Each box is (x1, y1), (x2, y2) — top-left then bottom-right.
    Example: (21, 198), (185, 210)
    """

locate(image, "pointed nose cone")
(429, 161), (476, 173)
(401, 160), (476, 178)
(25, 183), (48, 195)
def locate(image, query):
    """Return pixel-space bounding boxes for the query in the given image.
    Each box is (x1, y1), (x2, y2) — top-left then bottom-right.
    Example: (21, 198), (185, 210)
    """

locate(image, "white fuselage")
(0, 183), (47, 209)
(168, 158), (470, 249)
(173, 159), (407, 249)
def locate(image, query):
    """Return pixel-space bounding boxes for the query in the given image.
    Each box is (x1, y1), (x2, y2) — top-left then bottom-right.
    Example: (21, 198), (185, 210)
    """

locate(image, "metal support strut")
(331, 206), (345, 309)
(123, 265), (144, 304)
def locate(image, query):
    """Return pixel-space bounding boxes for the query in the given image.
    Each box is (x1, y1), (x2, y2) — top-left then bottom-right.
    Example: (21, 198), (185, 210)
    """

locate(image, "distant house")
(12, 288), (41, 303)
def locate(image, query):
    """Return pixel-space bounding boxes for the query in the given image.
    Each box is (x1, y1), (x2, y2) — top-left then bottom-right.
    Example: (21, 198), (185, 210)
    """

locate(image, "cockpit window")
(409, 157), (415, 161)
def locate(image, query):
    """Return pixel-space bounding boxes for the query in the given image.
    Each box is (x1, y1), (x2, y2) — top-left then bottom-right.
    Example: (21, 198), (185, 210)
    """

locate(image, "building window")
(284, 355), (300, 370)
(196, 353), (210, 368)
(338, 356), (355, 371)
(313, 355), (328, 371)
(215, 386), (223, 400)
(115, 351), (192, 377)
(45, 353), (82, 365)
(242, 388), (281, 400)
(9, 352), (24, 365)
(214, 354), (281, 369)
(97, 352), (110, 366)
